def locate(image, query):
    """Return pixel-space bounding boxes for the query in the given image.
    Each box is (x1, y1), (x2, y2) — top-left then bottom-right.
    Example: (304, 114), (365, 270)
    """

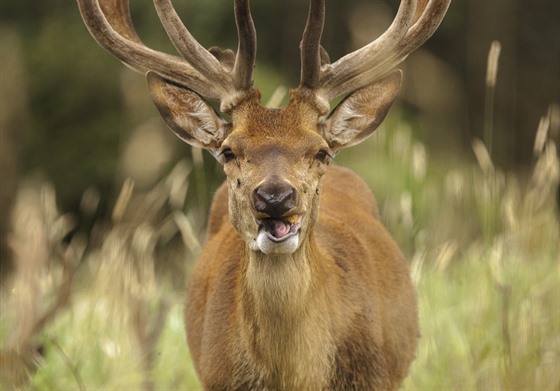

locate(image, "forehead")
(225, 101), (327, 154)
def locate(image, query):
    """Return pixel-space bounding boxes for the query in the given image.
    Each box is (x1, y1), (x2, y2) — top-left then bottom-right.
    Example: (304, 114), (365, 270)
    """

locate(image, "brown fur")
(147, 66), (418, 390)
(75, 0), (449, 387)
(186, 165), (418, 390)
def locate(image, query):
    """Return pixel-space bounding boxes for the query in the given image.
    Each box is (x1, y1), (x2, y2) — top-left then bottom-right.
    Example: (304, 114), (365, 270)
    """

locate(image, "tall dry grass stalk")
(1, 183), (79, 389)
(484, 40), (501, 157)
(86, 160), (198, 389)
(1, 159), (202, 389)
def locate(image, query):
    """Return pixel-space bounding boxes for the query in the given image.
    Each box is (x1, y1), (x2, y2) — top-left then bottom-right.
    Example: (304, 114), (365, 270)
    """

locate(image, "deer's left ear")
(147, 71), (228, 157)
(324, 70), (402, 151)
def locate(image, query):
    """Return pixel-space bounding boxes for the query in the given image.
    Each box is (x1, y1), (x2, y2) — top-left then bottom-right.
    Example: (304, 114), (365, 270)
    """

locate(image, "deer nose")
(252, 180), (297, 218)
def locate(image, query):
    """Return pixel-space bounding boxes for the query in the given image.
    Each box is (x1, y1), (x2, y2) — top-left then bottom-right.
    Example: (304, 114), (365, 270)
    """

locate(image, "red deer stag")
(78, 0), (450, 389)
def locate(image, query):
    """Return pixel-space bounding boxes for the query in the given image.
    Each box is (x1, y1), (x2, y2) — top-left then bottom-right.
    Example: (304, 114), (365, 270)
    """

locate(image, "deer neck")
(241, 234), (334, 388)
(244, 234), (317, 313)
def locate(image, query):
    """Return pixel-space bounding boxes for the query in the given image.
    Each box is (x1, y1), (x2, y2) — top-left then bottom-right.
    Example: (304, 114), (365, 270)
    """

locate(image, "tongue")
(267, 219), (291, 238)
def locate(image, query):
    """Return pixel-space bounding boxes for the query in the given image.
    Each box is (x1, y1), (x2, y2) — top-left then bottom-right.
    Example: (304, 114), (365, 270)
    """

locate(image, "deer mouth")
(257, 215), (302, 243)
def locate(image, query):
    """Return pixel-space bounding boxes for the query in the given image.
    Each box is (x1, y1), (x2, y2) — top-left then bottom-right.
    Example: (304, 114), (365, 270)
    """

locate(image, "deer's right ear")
(147, 71), (228, 156)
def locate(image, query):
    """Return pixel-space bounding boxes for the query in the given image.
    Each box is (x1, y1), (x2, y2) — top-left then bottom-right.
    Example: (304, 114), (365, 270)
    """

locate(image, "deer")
(77, 0), (450, 389)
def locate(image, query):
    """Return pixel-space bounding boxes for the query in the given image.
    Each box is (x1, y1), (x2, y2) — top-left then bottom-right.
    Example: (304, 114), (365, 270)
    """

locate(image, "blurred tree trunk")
(0, 27), (28, 280)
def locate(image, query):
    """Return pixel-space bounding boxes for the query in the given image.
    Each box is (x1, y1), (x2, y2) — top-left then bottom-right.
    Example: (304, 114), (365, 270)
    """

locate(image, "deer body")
(187, 164), (418, 389)
(78, 0), (450, 389)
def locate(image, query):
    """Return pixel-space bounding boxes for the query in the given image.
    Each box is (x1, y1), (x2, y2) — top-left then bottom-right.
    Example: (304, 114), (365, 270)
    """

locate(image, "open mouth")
(258, 215), (302, 243)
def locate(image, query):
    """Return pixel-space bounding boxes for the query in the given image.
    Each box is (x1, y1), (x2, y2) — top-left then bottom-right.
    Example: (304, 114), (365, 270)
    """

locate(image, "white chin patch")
(256, 230), (300, 255)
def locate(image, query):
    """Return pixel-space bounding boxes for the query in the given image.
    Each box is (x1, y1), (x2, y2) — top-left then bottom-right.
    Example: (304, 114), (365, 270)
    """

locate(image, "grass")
(405, 246), (559, 390)
(1, 106), (559, 390)
(342, 110), (559, 390)
(30, 298), (200, 390)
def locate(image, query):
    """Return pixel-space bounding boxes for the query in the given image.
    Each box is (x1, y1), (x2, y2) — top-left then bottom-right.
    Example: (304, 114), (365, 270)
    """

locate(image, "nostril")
(253, 188), (270, 213)
(279, 187), (296, 208)
(255, 188), (274, 203)
(252, 183), (297, 217)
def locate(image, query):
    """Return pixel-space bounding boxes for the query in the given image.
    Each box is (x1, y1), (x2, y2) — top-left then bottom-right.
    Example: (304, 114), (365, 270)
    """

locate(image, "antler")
(77, 0), (257, 111)
(300, 0), (326, 89)
(300, 0), (451, 109)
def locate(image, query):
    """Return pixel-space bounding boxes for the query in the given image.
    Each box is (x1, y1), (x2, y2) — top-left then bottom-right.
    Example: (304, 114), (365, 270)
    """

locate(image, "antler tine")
(77, 0), (252, 103)
(318, 0), (451, 102)
(153, 0), (225, 81)
(318, 0), (417, 101)
(232, 0), (257, 90)
(99, 0), (143, 43)
(398, 0), (451, 57)
(300, 0), (326, 89)
(355, 0), (451, 92)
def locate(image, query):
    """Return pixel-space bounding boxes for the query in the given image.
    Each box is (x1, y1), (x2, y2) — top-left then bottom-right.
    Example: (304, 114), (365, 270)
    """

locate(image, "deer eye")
(315, 149), (332, 164)
(220, 148), (236, 163)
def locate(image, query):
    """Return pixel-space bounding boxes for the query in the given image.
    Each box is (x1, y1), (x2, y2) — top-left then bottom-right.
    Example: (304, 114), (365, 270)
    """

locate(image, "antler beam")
(77, 0), (257, 110)
(300, 0), (451, 106)
(300, 0), (326, 89)
(232, 0), (257, 89)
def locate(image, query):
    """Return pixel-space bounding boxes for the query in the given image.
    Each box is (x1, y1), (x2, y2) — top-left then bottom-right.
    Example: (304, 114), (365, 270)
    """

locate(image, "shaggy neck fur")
(240, 234), (335, 389)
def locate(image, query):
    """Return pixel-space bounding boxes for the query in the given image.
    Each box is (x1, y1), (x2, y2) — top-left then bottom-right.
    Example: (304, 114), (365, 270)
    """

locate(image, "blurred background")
(1, 0), (559, 389)
(2, 0), (559, 228)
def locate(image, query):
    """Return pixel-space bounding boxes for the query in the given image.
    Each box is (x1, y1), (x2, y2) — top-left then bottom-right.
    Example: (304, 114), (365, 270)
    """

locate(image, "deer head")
(77, 0), (450, 255)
